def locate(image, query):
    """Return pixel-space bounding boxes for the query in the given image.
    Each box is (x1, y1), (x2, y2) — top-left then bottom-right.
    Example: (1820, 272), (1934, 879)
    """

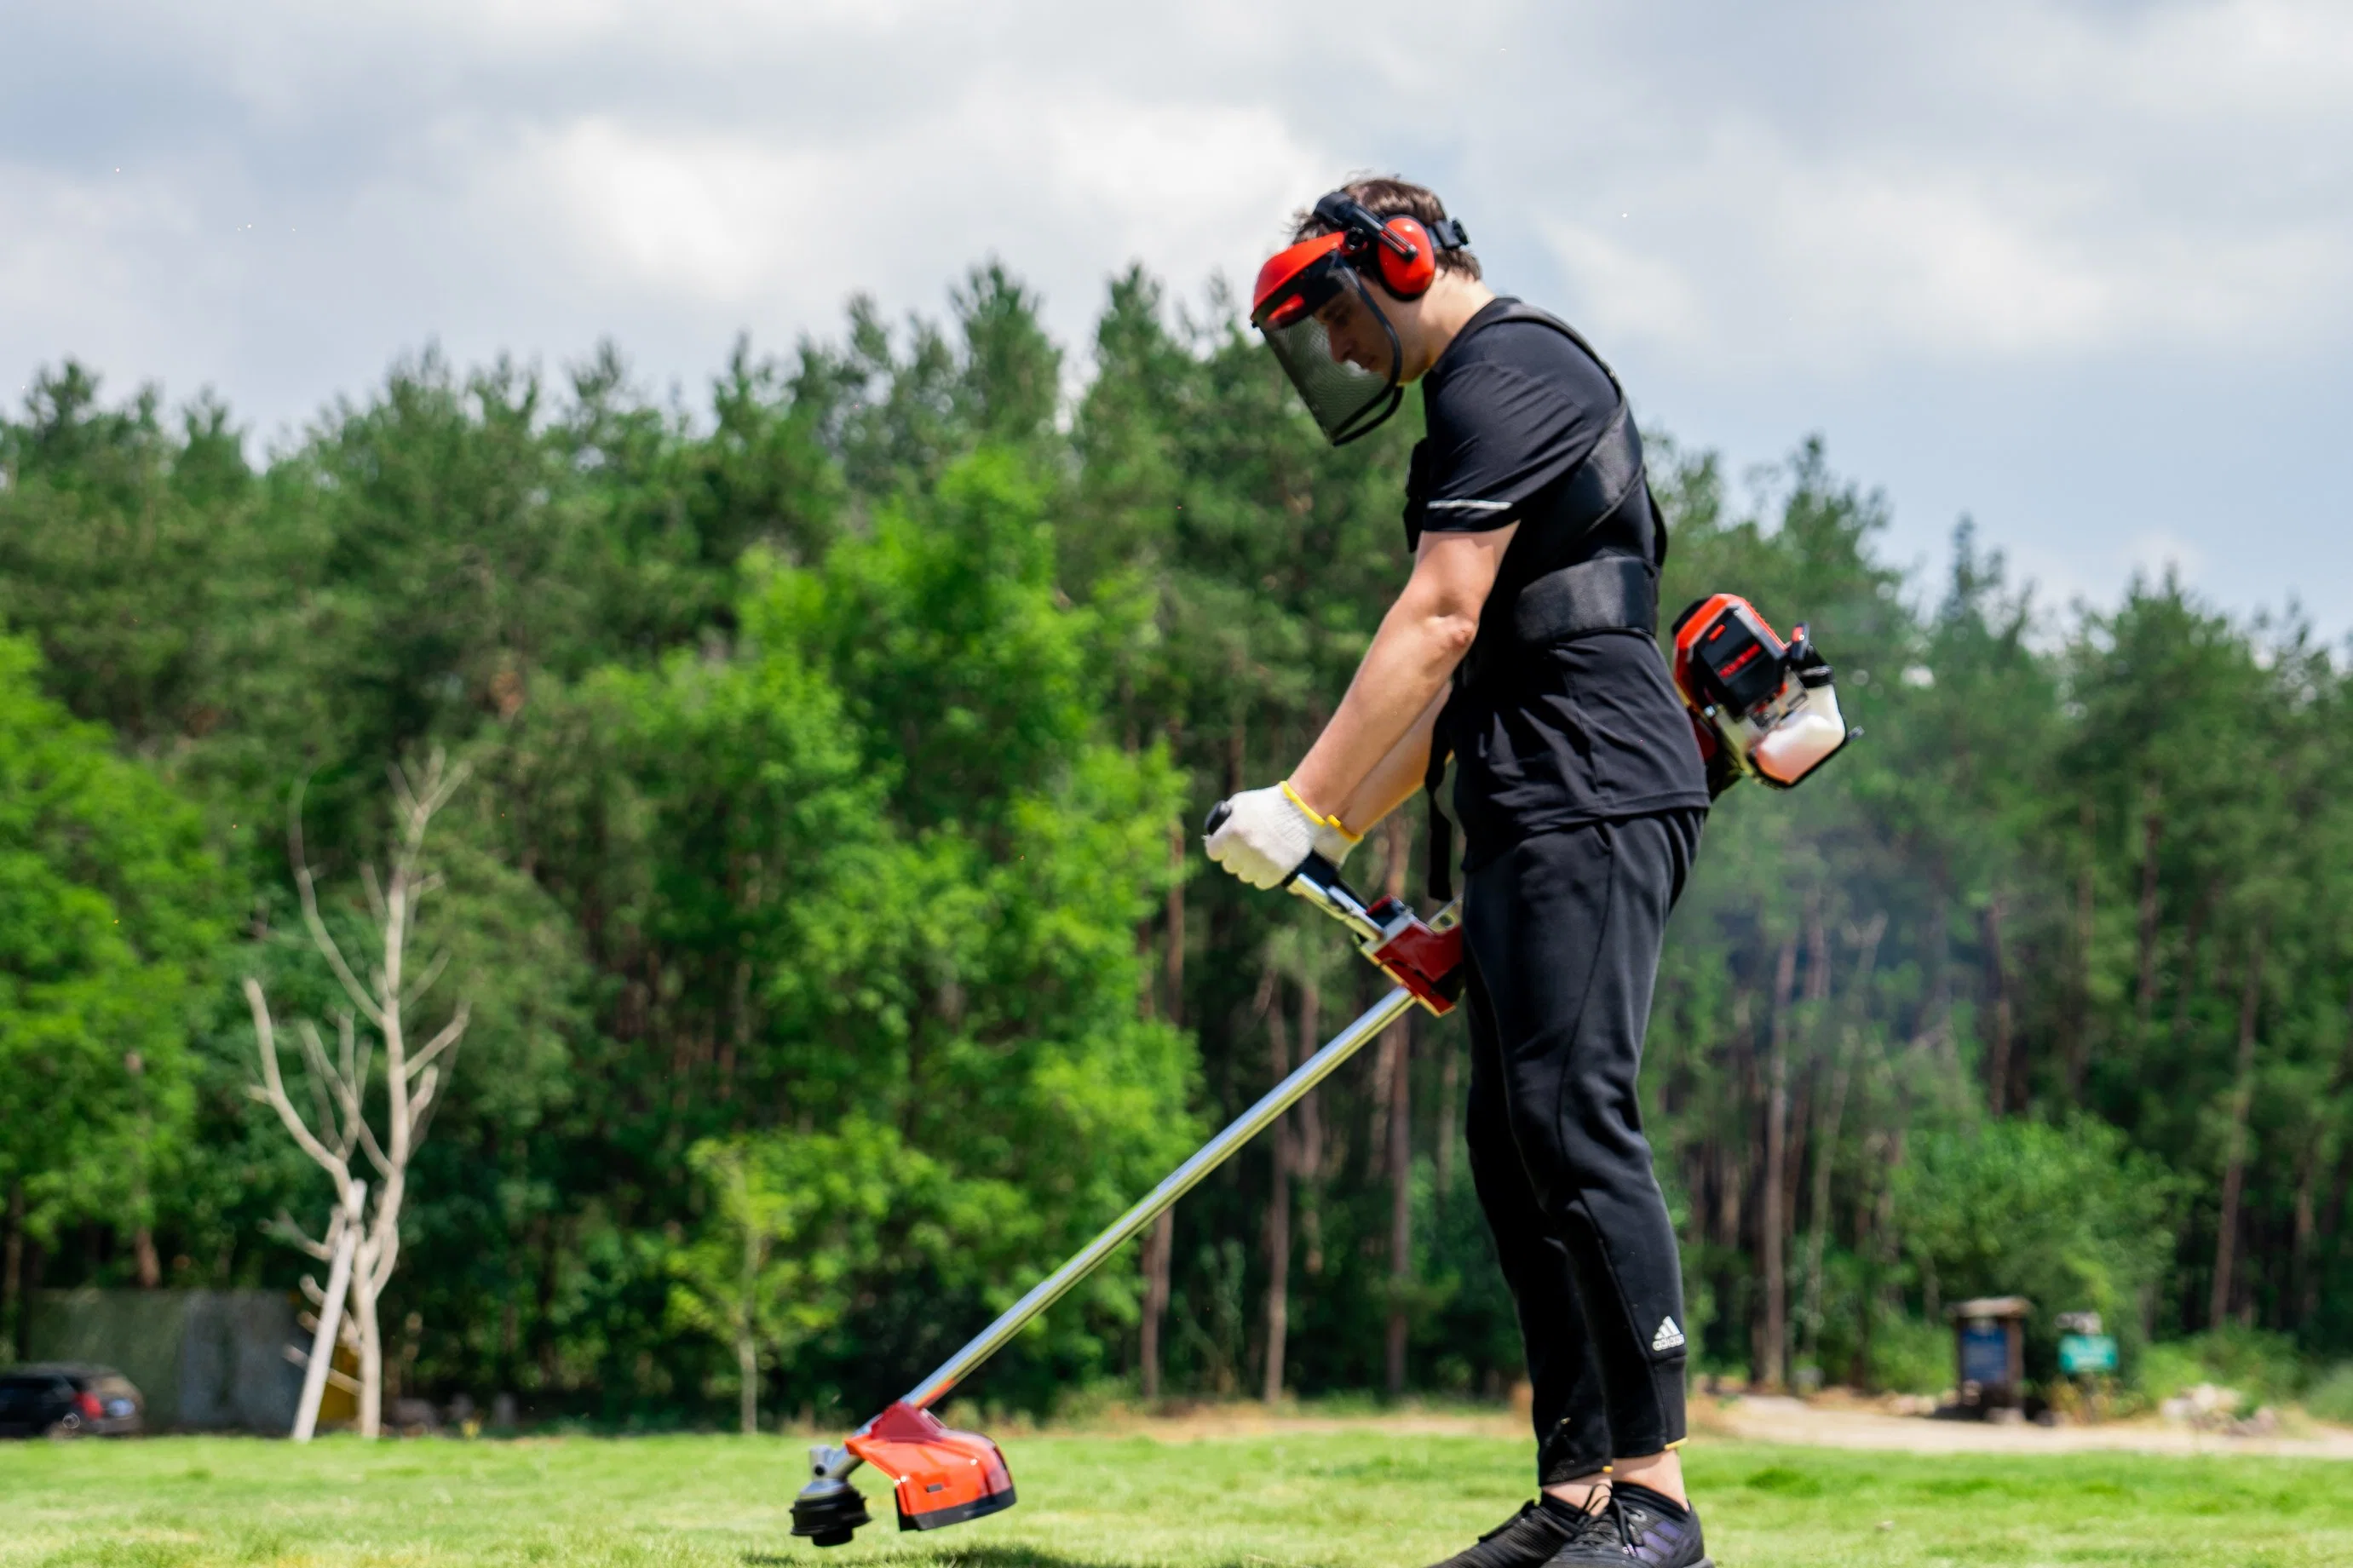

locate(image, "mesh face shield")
(1251, 243), (1404, 445)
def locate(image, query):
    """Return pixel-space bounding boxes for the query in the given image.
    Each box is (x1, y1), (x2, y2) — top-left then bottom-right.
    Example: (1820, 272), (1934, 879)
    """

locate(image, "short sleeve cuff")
(1416, 495), (1522, 532)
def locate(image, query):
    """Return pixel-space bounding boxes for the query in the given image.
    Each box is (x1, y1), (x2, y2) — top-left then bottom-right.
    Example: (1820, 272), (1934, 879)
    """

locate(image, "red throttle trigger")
(1203, 799), (1465, 1016)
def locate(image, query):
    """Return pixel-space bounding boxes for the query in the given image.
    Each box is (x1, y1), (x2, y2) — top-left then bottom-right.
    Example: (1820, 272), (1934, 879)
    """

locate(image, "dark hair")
(1291, 175), (1482, 281)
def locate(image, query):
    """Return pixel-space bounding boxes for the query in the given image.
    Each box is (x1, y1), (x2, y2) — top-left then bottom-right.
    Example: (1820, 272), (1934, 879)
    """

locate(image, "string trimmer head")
(791, 1402), (1013, 1542)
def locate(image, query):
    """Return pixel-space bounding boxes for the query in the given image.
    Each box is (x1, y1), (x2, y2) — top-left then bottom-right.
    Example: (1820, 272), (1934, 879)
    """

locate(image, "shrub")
(1897, 1116), (2177, 1382)
(2137, 1327), (2305, 1404)
(2304, 1364), (2353, 1425)
(2137, 1341), (2203, 1404)
(1866, 1314), (1952, 1395)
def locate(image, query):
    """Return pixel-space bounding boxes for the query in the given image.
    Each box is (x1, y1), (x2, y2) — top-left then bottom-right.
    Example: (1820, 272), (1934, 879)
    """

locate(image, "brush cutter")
(788, 823), (1463, 1545)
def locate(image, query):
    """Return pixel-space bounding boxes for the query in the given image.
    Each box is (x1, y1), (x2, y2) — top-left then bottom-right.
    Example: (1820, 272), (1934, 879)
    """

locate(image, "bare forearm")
(1289, 608), (1469, 821)
(1336, 686), (1447, 833)
(1276, 524), (1511, 833)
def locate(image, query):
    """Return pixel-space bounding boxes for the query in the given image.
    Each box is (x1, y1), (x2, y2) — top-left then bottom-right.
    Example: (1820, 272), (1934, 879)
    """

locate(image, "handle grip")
(1203, 800), (1342, 899)
(1288, 851), (1343, 892)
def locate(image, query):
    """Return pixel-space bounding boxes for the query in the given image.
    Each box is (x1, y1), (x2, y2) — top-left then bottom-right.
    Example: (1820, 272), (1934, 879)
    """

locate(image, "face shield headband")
(1250, 239), (1406, 446)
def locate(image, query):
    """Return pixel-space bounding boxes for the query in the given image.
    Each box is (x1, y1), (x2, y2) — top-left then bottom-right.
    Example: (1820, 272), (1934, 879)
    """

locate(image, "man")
(1205, 178), (1713, 1568)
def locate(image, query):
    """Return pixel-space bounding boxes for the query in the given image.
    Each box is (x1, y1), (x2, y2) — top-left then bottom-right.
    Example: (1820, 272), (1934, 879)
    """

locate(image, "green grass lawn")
(4, 1427), (2348, 1568)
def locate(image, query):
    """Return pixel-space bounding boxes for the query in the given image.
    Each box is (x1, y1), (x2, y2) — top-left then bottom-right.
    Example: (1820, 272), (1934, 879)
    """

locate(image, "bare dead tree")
(246, 750), (472, 1439)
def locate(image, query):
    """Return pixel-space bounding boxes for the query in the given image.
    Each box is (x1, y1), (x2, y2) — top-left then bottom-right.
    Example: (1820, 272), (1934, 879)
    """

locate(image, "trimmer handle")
(1200, 801), (1343, 893)
(1201, 797), (1464, 1014)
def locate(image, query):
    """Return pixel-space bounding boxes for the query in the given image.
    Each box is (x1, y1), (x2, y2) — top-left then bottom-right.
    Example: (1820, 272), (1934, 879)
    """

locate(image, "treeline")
(1, 264), (2349, 1424)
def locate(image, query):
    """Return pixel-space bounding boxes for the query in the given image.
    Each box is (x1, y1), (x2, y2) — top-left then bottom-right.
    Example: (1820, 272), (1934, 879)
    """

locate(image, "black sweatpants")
(1462, 808), (1704, 1484)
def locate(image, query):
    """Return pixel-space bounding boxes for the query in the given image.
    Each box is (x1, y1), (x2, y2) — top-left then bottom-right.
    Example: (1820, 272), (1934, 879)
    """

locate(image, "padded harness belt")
(1511, 555), (1659, 652)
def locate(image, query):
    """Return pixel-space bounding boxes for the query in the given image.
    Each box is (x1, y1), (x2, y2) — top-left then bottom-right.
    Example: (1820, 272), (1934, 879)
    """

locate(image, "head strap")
(1309, 192), (1467, 263)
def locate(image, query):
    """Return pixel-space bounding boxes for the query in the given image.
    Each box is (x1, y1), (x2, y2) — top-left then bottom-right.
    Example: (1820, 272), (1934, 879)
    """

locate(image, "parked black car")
(0, 1364), (144, 1437)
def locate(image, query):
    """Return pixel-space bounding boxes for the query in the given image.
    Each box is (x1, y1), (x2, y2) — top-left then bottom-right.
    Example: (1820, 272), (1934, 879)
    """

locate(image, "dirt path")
(1704, 1393), (2353, 1460)
(1054, 1399), (2353, 1461)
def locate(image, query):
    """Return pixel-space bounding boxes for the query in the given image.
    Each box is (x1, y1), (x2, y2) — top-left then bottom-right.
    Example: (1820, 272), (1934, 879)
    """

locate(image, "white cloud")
(0, 160), (194, 315)
(2126, 530), (2207, 583)
(1538, 129), (2350, 372)
(1480, 3), (2353, 374)
(2099, 0), (2353, 124)
(1, 0), (2349, 626)
(459, 86), (1328, 359)
(16, 0), (2349, 388)
(1038, 97), (1326, 281)
(516, 121), (850, 305)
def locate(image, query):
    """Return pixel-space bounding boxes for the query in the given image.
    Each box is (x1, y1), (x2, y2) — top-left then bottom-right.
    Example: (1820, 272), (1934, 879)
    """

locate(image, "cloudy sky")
(5, 0), (2348, 631)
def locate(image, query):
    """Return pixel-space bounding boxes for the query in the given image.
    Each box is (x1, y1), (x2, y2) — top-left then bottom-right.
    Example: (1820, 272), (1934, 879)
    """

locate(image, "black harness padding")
(1512, 555), (1660, 648)
(1421, 304), (1667, 903)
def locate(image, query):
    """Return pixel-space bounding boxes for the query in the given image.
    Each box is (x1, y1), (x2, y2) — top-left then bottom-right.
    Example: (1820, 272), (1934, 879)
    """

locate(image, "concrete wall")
(26, 1289), (305, 1432)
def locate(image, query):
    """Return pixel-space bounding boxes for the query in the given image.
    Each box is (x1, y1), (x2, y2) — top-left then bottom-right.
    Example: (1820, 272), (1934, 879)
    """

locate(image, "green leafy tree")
(0, 635), (221, 1330)
(1899, 1117), (2178, 1377)
(0, 365), (253, 751)
(9, 256), (2353, 1418)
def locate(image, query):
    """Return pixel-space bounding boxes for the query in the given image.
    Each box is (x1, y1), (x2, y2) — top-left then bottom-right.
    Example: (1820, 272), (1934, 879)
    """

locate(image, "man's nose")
(1325, 326), (1351, 365)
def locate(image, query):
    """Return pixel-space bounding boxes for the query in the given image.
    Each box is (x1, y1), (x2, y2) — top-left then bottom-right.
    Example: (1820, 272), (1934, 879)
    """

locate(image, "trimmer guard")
(845, 1401), (1017, 1531)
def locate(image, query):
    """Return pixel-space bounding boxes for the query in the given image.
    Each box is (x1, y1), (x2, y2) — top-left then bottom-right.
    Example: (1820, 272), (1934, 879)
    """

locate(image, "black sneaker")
(1425, 1496), (1587, 1568)
(1544, 1484), (1711, 1568)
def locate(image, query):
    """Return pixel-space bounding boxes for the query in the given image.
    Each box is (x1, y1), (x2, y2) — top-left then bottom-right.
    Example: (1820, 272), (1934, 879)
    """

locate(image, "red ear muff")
(1372, 215), (1437, 298)
(1309, 191), (1460, 302)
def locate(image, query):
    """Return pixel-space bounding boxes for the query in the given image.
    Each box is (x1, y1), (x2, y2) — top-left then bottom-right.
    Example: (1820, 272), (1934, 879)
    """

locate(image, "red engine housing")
(1671, 593), (1787, 716)
(1669, 592), (1852, 790)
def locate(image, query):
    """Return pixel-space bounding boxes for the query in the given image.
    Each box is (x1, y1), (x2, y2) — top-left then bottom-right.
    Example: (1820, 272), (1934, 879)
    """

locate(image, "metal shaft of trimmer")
(899, 981), (1418, 1412)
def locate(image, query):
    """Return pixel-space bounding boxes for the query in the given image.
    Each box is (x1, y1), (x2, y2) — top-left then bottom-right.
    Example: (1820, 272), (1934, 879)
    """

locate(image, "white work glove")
(1205, 783), (1360, 890)
(1310, 814), (1363, 870)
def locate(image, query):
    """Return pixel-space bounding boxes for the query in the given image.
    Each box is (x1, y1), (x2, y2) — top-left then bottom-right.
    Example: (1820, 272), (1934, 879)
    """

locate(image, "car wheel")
(46, 1413), (83, 1440)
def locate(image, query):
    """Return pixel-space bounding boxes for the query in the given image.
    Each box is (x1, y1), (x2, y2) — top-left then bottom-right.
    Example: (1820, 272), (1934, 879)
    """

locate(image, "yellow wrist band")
(1280, 779), (1360, 841)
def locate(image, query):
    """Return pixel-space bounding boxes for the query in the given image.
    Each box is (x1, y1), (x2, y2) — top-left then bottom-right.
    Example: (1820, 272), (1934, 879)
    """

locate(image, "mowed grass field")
(4, 1427), (2350, 1568)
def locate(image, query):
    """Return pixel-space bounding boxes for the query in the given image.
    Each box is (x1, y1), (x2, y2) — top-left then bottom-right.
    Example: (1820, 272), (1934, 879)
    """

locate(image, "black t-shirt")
(1412, 298), (1709, 869)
